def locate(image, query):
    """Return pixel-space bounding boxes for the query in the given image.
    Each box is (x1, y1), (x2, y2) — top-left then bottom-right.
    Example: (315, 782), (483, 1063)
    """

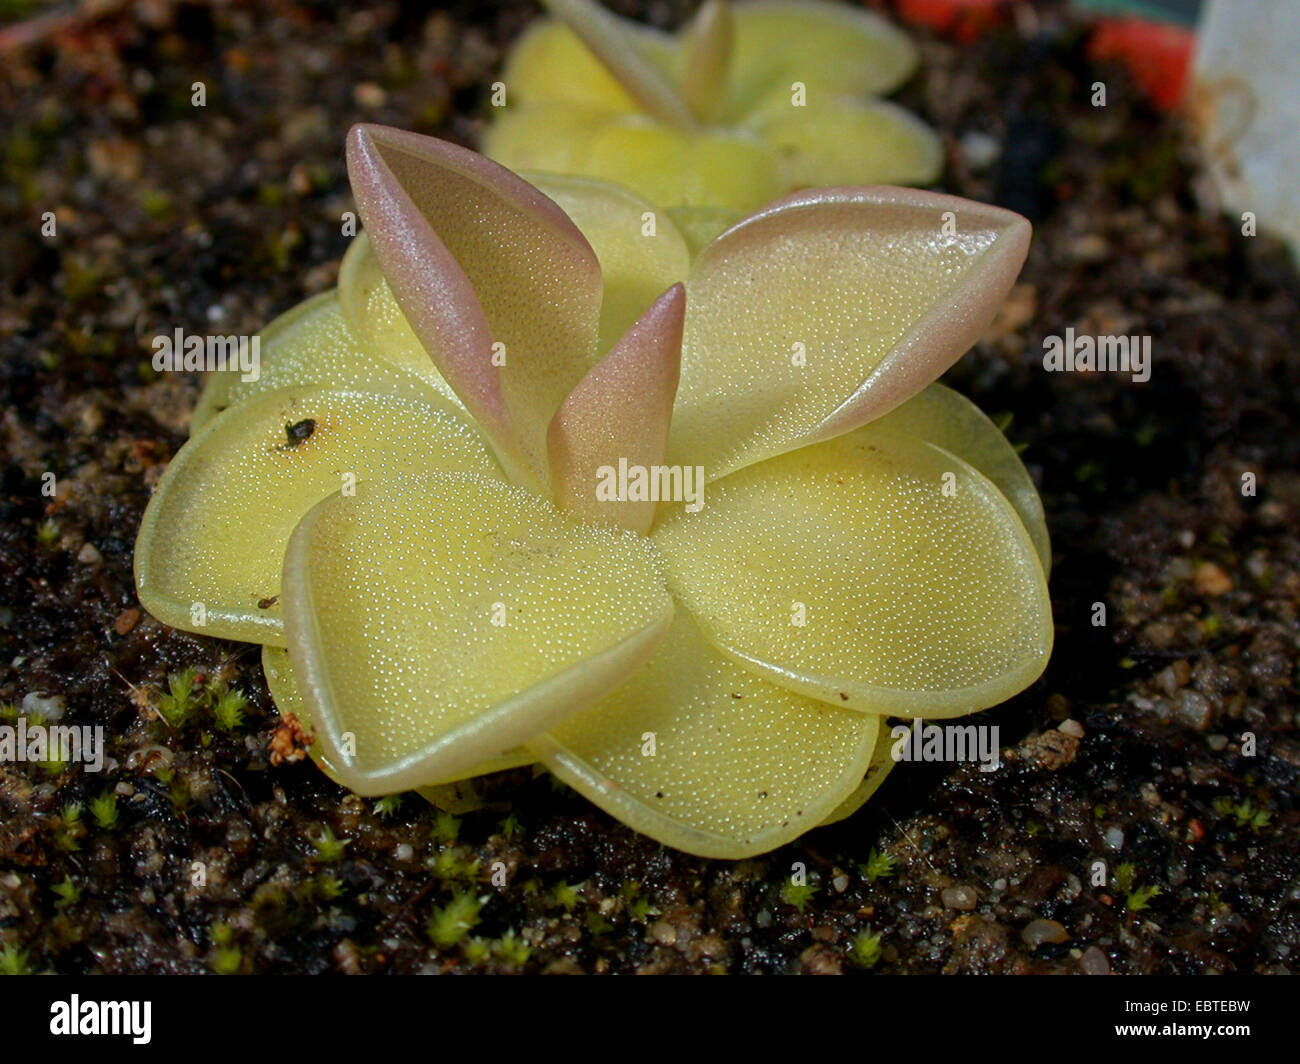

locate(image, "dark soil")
(1, 0), (1296, 974)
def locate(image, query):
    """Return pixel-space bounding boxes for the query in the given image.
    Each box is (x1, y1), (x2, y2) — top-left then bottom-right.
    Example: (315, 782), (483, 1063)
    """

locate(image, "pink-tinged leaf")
(346, 124), (604, 490)
(549, 284), (684, 534)
(668, 185), (1031, 479)
(679, 0), (733, 123)
(541, 0), (696, 128)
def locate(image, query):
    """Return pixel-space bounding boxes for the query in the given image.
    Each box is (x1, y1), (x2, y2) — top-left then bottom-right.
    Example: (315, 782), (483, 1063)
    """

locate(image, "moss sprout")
(781, 878), (818, 913)
(88, 791), (119, 830)
(0, 942), (34, 976)
(849, 928), (883, 970)
(310, 825), (350, 863)
(427, 891), (483, 949)
(210, 684), (249, 731)
(493, 929), (531, 968)
(860, 849), (896, 883)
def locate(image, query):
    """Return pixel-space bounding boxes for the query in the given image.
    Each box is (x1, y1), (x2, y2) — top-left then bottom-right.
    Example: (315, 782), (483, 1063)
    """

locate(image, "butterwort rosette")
(134, 126), (1051, 858)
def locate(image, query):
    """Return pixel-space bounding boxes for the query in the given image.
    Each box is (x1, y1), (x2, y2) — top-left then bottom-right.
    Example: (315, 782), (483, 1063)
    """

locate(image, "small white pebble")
(22, 692), (65, 720)
(648, 921), (677, 946)
(941, 886), (978, 911)
(393, 843), (413, 862)
(1059, 718), (1084, 739)
(960, 131), (1001, 169)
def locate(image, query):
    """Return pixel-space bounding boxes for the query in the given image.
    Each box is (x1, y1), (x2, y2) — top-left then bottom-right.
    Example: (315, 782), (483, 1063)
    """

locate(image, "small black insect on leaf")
(283, 418), (316, 447)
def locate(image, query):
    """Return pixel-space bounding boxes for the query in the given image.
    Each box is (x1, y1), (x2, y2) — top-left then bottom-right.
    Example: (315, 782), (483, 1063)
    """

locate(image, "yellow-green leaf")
(263, 646), (533, 786)
(135, 383), (498, 645)
(281, 472), (673, 794)
(668, 187), (1031, 480)
(653, 425), (1053, 718)
(529, 173), (691, 356)
(532, 611), (880, 858)
(873, 383), (1051, 572)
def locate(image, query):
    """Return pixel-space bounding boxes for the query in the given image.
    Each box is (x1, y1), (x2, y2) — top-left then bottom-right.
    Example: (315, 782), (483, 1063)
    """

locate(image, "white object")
(1193, 0), (1300, 262)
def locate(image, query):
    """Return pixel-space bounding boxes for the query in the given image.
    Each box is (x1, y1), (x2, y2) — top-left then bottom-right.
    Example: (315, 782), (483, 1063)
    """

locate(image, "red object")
(1088, 16), (1195, 112)
(895, 0), (1009, 43)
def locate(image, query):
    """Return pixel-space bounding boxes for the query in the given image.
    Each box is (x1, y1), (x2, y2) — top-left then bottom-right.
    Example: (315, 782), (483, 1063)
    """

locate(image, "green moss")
(551, 880), (580, 912)
(138, 188), (174, 220)
(431, 809), (461, 843)
(88, 790), (119, 830)
(427, 891), (482, 948)
(1113, 863), (1161, 912)
(51, 877), (81, 910)
(298, 874), (345, 904)
(463, 937), (492, 964)
(35, 519), (60, 547)
(0, 942), (33, 976)
(431, 846), (479, 882)
(310, 825), (349, 863)
(54, 801), (85, 852)
(315, 875), (344, 901)
(619, 880), (656, 922)
(849, 928), (882, 970)
(498, 812), (521, 839)
(157, 668), (201, 728)
(1213, 796), (1272, 833)
(210, 685), (248, 731)
(1126, 883), (1162, 913)
(781, 879), (817, 913)
(626, 893), (655, 922)
(210, 947), (243, 975)
(859, 848), (895, 883)
(209, 920), (235, 948)
(493, 929), (531, 968)
(374, 794), (403, 819)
